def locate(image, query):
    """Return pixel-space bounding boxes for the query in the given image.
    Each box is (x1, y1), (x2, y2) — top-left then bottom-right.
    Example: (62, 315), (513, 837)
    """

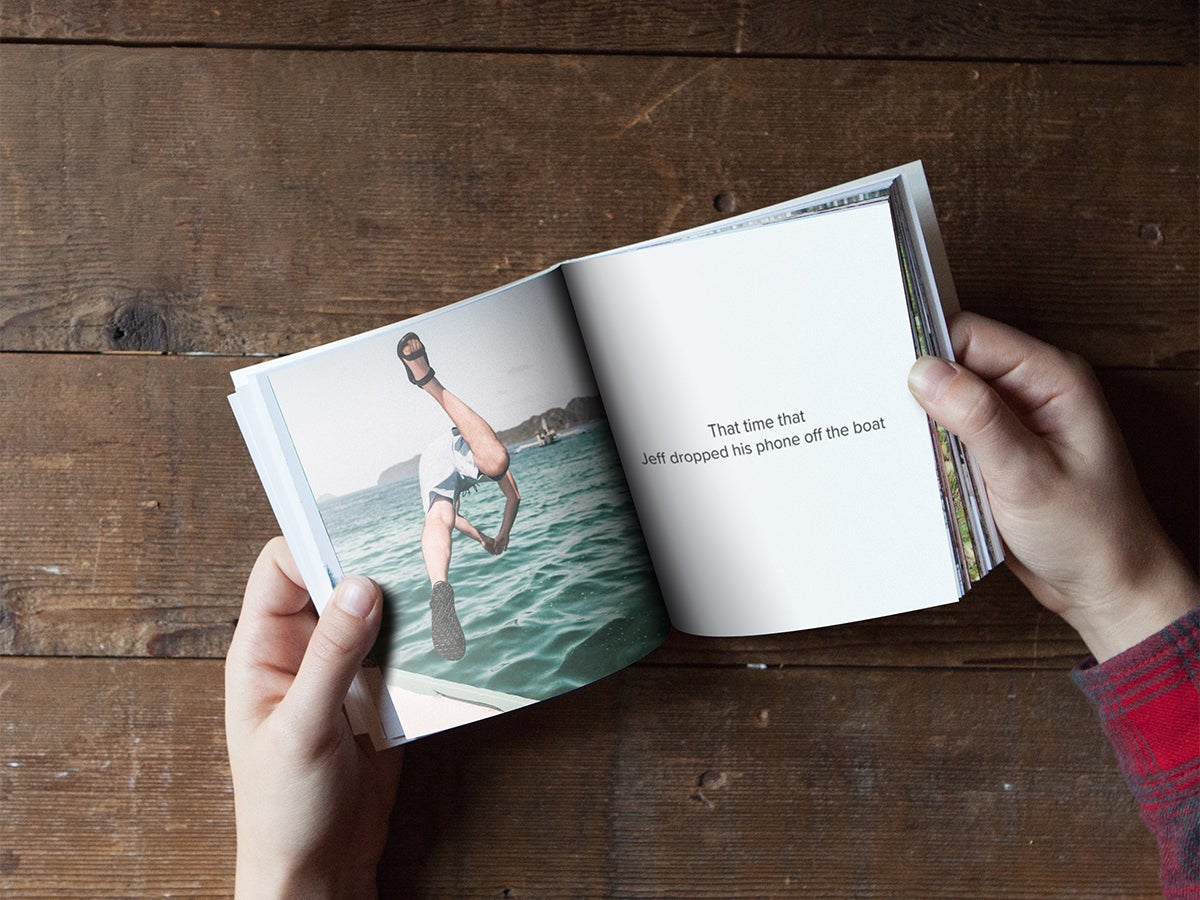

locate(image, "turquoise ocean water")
(318, 421), (670, 700)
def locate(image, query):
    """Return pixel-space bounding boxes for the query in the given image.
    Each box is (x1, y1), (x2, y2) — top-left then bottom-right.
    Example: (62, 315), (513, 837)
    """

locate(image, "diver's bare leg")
(421, 498), (465, 660)
(400, 334), (510, 478)
(421, 499), (455, 586)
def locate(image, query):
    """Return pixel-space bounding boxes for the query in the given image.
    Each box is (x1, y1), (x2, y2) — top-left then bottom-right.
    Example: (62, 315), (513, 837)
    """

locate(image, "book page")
(231, 269), (670, 743)
(564, 201), (962, 636)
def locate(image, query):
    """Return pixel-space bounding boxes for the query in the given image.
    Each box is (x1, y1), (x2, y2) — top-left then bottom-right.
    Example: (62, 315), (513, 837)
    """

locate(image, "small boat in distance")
(535, 416), (557, 447)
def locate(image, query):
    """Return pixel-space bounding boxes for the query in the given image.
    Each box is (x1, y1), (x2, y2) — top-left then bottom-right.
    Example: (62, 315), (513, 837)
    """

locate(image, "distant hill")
(495, 395), (606, 445)
(376, 455), (421, 486)
(376, 395), (606, 486)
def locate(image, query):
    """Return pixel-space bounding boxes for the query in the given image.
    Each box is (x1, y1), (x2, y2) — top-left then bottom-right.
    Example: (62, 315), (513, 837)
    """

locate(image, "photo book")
(229, 162), (1002, 748)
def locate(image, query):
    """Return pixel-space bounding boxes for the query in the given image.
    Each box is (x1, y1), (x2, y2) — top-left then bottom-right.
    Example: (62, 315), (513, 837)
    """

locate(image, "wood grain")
(2, 47), (1196, 366)
(1, 659), (235, 897)
(1, 0), (1195, 64)
(0, 355), (273, 658)
(0, 658), (1160, 898)
(2, 353), (1194, 661)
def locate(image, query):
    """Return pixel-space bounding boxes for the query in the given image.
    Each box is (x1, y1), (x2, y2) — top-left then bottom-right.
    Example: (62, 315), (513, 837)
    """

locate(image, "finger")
(908, 355), (1049, 489)
(949, 313), (1091, 416)
(226, 538), (319, 731)
(237, 536), (311, 622)
(227, 537), (315, 674)
(278, 575), (383, 742)
(947, 312), (1057, 377)
(949, 312), (1117, 452)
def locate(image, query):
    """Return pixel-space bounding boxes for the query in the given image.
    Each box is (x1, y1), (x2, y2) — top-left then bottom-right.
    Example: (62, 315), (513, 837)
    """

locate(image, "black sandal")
(397, 332), (436, 387)
(429, 580), (466, 661)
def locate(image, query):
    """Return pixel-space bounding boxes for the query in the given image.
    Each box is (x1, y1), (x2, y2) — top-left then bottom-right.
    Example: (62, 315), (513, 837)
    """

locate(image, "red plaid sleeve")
(1074, 609), (1200, 898)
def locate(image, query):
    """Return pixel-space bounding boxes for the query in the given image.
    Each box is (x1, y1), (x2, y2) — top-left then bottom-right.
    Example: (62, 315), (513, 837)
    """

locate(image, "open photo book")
(229, 162), (1002, 748)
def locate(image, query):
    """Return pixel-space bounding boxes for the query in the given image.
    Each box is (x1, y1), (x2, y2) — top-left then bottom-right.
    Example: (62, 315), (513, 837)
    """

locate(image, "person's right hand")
(907, 312), (1197, 661)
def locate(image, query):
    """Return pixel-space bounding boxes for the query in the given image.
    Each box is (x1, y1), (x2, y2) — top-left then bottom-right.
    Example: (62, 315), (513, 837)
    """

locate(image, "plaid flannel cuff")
(1073, 608), (1200, 893)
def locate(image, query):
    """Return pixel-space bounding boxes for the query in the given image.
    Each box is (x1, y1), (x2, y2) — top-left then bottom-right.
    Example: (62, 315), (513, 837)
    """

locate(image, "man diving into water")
(398, 333), (521, 661)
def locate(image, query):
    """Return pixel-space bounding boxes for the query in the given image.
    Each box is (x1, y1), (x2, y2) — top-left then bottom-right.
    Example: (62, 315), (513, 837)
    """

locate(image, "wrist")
(1063, 547), (1199, 663)
(236, 854), (378, 899)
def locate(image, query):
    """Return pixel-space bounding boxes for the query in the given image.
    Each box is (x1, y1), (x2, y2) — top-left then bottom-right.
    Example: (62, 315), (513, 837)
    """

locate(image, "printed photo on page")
(255, 272), (671, 738)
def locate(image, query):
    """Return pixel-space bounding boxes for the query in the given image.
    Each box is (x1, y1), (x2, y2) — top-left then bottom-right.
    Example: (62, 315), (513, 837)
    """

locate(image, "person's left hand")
(225, 537), (402, 898)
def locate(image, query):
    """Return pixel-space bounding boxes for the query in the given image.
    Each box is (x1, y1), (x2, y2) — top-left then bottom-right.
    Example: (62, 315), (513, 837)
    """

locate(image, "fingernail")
(334, 576), (377, 619)
(908, 356), (957, 402)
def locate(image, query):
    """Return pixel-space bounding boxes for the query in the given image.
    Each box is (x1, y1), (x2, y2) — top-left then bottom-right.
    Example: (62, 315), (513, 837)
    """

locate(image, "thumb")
(282, 576), (383, 735)
(907, 355), (1047, 490)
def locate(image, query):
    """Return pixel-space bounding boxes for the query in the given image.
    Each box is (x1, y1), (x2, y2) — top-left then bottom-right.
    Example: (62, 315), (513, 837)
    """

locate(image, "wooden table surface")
(2, 3), (1196, 896)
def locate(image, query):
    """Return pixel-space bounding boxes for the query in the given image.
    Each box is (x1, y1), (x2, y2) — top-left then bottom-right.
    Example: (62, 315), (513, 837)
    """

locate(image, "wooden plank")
(1, 47), (1196, 367)
(0, 355), (274, 658)
(1, 354), (1194, 661)
(1, 657), (1159, 897)
(1, 658), (235, 897)
(1, 0), (1194, 64)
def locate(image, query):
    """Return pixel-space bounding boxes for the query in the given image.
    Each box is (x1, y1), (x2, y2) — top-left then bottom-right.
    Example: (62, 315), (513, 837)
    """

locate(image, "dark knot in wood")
(107, 300), (168, 351)
(1138, 222), (1164, 246)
